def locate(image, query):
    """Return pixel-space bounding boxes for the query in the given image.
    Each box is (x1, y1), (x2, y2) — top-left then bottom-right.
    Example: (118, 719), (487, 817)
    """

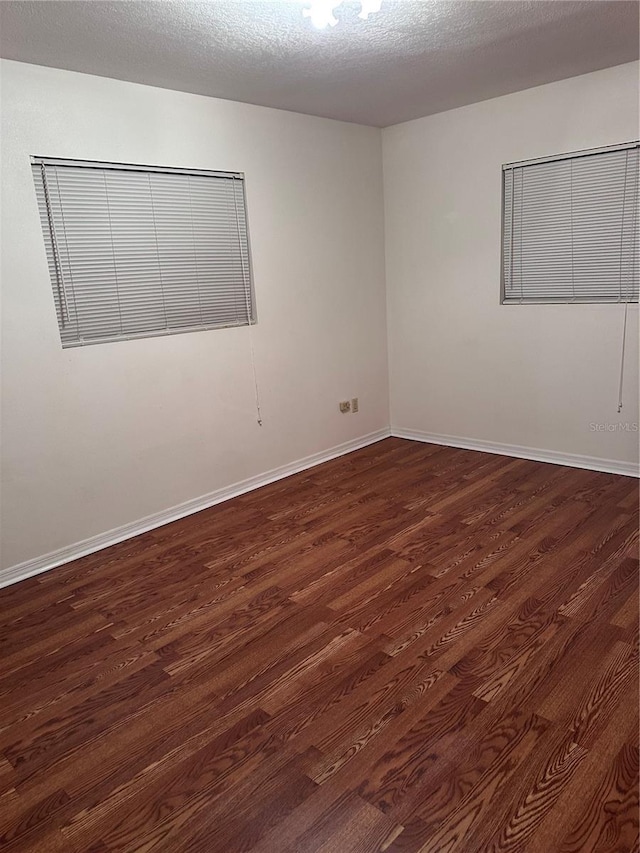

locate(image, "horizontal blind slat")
(32, 161), (254, 346)
(503, 144), (639, 303)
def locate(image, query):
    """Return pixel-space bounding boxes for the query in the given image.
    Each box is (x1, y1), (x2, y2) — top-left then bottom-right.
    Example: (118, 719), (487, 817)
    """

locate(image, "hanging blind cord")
(41, 164), (71, 325)
(233, 181), (263, 426)
(617, 302), (628, 414)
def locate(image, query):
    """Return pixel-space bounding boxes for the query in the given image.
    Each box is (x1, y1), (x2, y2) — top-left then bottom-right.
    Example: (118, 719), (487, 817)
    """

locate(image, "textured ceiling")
(0, 0), (638, 127)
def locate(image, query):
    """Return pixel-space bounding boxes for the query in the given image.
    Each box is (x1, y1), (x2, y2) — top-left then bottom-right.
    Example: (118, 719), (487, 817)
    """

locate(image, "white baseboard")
(391, 427), (640, 478)
(0, 428), (391, 590)
(4, 424), (636, 590)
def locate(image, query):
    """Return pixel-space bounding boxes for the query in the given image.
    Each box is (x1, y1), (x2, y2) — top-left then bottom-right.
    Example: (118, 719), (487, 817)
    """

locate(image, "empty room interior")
(1, 1), (639, 851)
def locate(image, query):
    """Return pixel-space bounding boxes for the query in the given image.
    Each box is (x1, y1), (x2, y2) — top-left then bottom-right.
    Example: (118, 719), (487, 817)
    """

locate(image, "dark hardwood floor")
(0, 437), (638, 852)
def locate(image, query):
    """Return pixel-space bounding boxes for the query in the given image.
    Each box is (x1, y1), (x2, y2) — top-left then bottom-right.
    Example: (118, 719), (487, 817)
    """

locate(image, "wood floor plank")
(0, 438), (637, 852)
(525, 677), (639, 853)
(557, 743), (639, 853)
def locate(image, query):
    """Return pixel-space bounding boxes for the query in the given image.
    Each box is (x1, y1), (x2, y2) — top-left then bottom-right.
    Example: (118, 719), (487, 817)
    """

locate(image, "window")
(32, 157), (255, 347)
(501, 141), (639, 304)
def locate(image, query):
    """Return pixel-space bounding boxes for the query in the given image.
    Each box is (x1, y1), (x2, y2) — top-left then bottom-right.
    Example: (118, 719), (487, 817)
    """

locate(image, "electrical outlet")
(339, 400), (351, 413)
(351, 397), (359, 413)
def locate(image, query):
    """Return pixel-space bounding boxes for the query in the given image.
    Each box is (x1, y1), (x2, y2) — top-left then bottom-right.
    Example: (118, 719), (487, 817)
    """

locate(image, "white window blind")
(502, 141), (639, 304)
(32, 157), (255, 347)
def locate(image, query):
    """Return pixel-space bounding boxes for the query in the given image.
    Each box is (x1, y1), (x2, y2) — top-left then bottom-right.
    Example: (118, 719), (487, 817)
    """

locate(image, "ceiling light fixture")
(303, 0), (383, 30)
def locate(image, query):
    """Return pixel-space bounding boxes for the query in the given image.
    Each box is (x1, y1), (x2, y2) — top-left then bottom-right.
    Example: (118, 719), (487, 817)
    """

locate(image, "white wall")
(2, 59), (638, 576)
(383, 62), (639, 468)
(0, 60), (389, 571)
